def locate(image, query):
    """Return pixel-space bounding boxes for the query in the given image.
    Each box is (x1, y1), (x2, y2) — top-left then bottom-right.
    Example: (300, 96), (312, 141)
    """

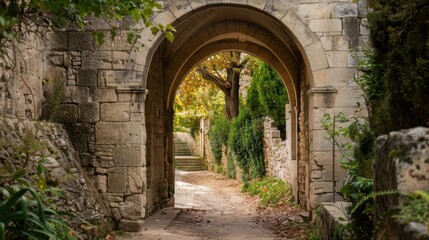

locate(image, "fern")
(350, 189), (398, 214)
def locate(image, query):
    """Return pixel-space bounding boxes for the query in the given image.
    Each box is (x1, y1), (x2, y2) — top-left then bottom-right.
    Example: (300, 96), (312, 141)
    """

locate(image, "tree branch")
(197, 66), (229, 92)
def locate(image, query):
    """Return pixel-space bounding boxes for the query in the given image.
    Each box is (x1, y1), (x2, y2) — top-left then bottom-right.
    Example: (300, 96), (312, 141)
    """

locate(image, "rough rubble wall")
(374, 127), (429, 240)
(145, 47), (169, 215)
(0, 116), (109, 238)
(263, 117), (290, 183)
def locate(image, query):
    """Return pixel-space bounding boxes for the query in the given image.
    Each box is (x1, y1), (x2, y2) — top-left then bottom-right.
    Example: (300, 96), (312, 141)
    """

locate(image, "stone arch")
(140, 0), (363, 219)
(42, 0), (365, 231)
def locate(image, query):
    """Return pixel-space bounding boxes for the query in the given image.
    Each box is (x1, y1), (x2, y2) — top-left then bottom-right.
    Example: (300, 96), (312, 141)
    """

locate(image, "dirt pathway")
(114, 170), (309, 240)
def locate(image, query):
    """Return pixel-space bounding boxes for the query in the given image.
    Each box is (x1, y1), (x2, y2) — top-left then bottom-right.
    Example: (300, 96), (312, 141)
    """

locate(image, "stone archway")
(50, 0), (365, 231)
(142, 1), (363, 217)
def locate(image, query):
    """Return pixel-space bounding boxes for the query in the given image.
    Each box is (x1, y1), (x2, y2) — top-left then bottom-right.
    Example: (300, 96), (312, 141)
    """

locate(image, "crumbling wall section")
(374, 127), (429, 240)
(0, 116), (110, 238)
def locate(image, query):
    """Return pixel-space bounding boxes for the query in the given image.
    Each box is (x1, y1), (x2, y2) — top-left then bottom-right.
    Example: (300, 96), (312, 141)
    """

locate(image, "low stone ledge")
(313, 202), (350, 240)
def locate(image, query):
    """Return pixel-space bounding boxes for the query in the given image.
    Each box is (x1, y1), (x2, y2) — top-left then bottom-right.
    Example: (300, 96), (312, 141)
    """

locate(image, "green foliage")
(213, 164), (223, 174)
(173, 114), (200, 137)
(0, 165), (75, 240)
(320, 112), (375, 238)
(225, 152), (236, 179)
(228, 107), (264, 182)
(243, 177), (294, 207)
(41, 78), (65, 121)
(248, 61), (288, 133)
(0, 126), (81, 239)
(208, 116), (229, 165)
(364, 0), (429, 133)
(396, 190), (429, 226)
(0, 0), (175, 51)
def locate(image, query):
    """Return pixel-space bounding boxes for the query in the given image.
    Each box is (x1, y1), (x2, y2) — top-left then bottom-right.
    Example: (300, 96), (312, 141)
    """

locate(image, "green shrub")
(214, 164), (223, 174)
(396, 190), (429, 226)
(226, 152), (236, 179)
(228, 107), (264, 182)
(208, 116), (229, 165)
(249, 61), (288, 133)
(0, 161), (76, 240)
(365, 0), (429, 133)
(244, 177), (294, 207)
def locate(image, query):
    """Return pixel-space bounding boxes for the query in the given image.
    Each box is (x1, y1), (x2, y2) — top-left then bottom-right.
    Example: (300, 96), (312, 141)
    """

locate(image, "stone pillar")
(307, 87), (345, 207)
(96, 87), (148, 232)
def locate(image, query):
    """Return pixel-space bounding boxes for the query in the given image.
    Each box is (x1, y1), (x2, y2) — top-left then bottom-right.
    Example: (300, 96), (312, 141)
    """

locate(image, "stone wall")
(0, 32), (46, 120)
(374, 127), (429, 240)
(41, 27), (149, 231)
(0, 116), (110, 238)
(263, 117), (290, 183)
(145, 47), (169, 216)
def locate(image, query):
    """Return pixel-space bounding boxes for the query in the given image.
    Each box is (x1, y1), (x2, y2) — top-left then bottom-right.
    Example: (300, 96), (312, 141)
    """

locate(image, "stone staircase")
(174, 139), (207, 171)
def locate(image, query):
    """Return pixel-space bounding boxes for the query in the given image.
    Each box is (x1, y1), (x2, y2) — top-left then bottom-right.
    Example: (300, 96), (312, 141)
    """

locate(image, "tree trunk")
(224, 69), (240, 121)
(197, 51), (246, 121)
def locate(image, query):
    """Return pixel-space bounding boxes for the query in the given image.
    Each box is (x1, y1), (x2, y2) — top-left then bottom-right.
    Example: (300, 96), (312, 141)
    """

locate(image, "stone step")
(174, 156), (207, 171)
(176, 165), (208, 171)
(174, 141), (193, 156)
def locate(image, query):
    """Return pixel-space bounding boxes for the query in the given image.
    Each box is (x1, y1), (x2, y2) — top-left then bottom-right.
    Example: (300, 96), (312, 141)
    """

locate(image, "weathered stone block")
(100, 102), (129, 122)
(68, 32), (96, 51)
(77, 69), (98, 87)
(46, 31), (68, 50)
(312, 182), (334, 194)
(310, 151), (341, 166)
(314, 202), (351, 239)
(89, 88), (117, 102)
(98, 70), (143, 87)
(96, 175), (107, 193)
(305, 42), (329, 71)
(296, 4), (332, 20)
(97, 31), (131, 51)
(108, 172), (127, 193)
(332, 3), (358, 18)
(309, 19), (342, 33)
(113, 51), (134, 69)
(79, 103), (100, 122)
(128, 167), (144, 193)
(271, 130), (281, 139)
(107, 193), (124, 202)
(343, 18), (360, 49)
(119, 219), (143, 232)
(113, 145), (144, 167)
(63, 86), (89, 103)
(375, 127), (429, 215)
(169, 0), (192, 18)
(55, 104), (78, 123)
(111, 208), (121, 221)
(95, 122), (143, 144)
(82, 51), (112, 69)
(264, 1), (290, 19)
(119, 194), (145, 220)
(326, 51), (349, 68)
(308, 90), (337, 108)
(45, 66), (67, 82)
